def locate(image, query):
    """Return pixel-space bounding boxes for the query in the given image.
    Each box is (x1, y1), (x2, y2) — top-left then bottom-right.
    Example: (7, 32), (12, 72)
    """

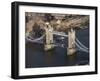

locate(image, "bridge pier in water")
(67, 28), (76, 55)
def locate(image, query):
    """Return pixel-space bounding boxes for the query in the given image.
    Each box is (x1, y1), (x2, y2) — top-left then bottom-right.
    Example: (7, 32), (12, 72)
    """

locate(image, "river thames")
(25, 28), (89, 68)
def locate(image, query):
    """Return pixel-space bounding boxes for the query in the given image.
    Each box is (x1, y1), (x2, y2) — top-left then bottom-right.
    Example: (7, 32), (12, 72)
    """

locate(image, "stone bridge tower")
(44, 22), (54, 51)
(67, 28), (76, 55)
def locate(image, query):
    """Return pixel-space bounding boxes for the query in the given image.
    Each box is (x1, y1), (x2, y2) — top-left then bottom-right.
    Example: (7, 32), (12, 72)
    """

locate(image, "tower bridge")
(26, 21), (89, 55)
(26, 28), (89, 55)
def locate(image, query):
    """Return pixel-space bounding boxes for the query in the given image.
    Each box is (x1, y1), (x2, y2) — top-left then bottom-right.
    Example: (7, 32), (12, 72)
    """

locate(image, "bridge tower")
(44, 22), (54, 51)
(67, 28), (76, 55)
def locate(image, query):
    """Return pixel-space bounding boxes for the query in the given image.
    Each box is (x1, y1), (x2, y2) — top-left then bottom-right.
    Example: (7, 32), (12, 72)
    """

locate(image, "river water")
(25, 28), (89, 68)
